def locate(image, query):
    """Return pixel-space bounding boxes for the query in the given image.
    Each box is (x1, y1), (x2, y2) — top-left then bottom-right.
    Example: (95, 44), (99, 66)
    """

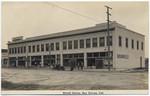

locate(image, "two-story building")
(7, 21), (145, 69)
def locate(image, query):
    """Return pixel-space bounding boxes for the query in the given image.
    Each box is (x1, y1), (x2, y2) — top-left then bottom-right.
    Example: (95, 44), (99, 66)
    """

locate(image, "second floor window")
(132, 40), (134, 49)
(21, 47), (23, 53)
(29, 46), (31, 53)
(137, 41), (139, 50)
(99, 37), (105, 47)
(41, 44), (44, 52)
(68, 41), (72, 49)
(15, 48), (17, 54)
(74, 40), (78, 49)
(32, 45), (35, 52)
(56, 42), (59, 50)
(126, 38), (128, 48)
(141, 42), (143, 50)
(51, 43), (54, 51)
(46, 44), (49, 51)
(12, 48), (14, 54)
(107, 36), (112, 46)
(37, 45), (39, 52)
(119, 36), (122, 46)
(63, 41), (67, 50)
(92, 38), (97, 47)
(18, 47), (20, 53)
(9, 48), (11, 54)
(80, 39), (84, 48)
(86, 39), (91, 48)
(24, 46), (26, 53)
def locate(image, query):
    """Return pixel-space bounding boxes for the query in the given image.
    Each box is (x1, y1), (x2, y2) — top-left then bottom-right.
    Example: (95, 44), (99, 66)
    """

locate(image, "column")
(60, 54), (63, 66)
(55, 55), (57, 64)
(41, 55), (44, 67)
(84, 52), (87, 68)
(29, 56), (32, 67)
(16, 57), (18, 67)
(25, 56), (28, 67)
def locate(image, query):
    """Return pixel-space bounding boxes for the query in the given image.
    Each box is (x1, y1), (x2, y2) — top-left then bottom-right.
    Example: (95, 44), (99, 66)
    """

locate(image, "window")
(126, 38), (128, 48)
(12, 48), (14, 54)
(74, 40), (78, 49)
(68, 41), (72, 49)
(119, 36), (122, 46)
(107, 36), (112, 46)
(32, 45), (35, 52)
(51, 43), (54, 51)
(37, 45), (39, 52)
(15, 48), (17, 54)
(132, 40), (134, 49)
(99, 37), (105, 47)
(24, 46), (26, 53)
(18, 47), (20, 53)
(92, 38), (97, 47)
(56, 42), (59, 50)
(21, 47), (23, 53)
(41, 44), (44, 52)
(63, 41), (67, 50)
(141, 42), (143, 50)
(86, 39), (91, 48)
(9, 48), (11, 54)
(80, 39), (84, 48)
(29, 46), (31, 53)
(137, 41), (139, 50)
(46, 44), (49, 51)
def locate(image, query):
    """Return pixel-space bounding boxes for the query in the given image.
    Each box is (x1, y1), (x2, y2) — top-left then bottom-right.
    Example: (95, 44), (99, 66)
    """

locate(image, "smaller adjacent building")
(1, 49), (8, 67)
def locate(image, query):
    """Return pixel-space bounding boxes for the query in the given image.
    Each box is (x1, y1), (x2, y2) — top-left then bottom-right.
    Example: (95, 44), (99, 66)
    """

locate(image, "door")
(140, 57), (142, 68)
(95, 59), (103, 69)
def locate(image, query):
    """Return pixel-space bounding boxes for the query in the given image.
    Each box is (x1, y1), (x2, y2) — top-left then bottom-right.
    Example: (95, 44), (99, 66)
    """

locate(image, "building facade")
(7, 21), (145, 69)
(1, 49), (8, 67)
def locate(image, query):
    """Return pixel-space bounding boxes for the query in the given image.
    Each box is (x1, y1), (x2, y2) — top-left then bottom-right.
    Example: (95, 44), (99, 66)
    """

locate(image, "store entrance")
(95, 58), (103, 69)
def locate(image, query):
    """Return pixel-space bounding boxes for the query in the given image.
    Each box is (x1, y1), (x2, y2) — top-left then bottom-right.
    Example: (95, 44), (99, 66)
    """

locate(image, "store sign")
(117, 54), (129, 59)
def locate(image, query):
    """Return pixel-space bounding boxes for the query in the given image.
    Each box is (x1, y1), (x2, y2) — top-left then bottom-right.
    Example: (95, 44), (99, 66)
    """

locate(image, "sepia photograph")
(1, 1), (149, 95)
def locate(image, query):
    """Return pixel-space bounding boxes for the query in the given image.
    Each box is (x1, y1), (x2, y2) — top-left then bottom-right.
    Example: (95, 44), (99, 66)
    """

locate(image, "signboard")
(117, 54), (129, 59)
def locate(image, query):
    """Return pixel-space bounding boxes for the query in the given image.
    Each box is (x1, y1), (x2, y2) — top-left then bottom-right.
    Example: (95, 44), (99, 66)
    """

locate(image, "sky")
(1, 1), (149, 57)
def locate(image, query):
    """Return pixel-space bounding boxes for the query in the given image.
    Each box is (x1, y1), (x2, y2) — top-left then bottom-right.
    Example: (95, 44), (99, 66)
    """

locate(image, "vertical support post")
(29, 56), (32, 67)
(84, 52), (87, 68)
(105, 6), (112, 71)
(16, 57), (18, 67)
(41, 55), (44, 67)
(60, 54), (63, 66)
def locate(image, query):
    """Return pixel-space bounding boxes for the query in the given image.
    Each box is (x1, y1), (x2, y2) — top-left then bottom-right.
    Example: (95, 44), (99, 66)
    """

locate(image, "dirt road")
(1, 68), (148, 90)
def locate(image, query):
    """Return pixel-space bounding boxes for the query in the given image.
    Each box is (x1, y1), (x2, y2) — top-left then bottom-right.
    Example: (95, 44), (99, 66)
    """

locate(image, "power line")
(44, 2), (101, 22)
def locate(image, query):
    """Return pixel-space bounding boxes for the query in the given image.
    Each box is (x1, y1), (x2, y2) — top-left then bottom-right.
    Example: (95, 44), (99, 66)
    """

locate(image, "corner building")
(7, 21), (145, 69)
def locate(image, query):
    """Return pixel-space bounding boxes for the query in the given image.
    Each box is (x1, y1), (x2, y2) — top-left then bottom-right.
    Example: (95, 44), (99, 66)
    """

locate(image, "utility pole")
(105, 6), (112, 71)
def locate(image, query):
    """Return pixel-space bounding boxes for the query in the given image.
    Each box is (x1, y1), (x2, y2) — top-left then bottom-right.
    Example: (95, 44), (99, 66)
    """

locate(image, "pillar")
(29, 56), (32, 67)
(25, 56), (28, 67)
(41, 55), (44, 67)
(60, 54), (63, 66)
(55, 55), (57, 64)
(84, 52), (87, 68)
(16, 57), (18, 67)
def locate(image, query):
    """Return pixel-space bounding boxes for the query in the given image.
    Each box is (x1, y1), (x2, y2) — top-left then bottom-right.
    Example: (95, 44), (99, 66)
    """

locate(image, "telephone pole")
(105, 6), (112, 71)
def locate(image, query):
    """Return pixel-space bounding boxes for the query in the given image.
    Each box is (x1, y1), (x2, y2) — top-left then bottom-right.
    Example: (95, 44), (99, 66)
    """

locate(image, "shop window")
(87, 53), (92, 57)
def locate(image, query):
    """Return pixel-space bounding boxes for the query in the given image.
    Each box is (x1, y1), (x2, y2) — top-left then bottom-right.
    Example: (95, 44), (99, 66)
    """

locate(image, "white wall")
(113, 26), (145, 69)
